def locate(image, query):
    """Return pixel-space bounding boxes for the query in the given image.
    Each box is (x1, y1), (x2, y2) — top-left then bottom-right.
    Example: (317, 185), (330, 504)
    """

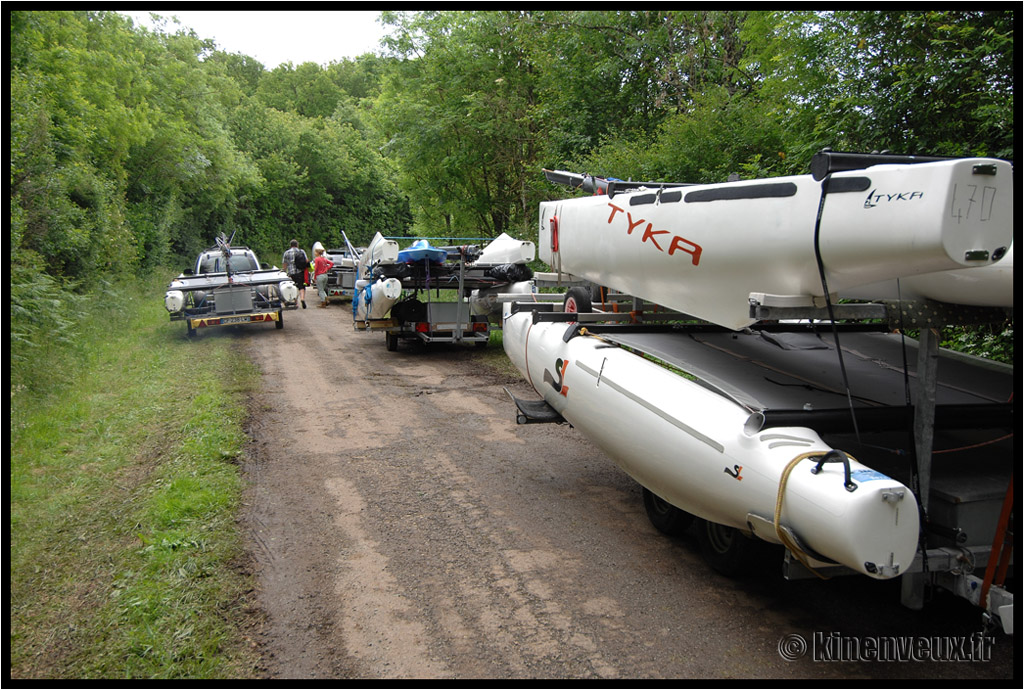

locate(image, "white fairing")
(502, 309), (920, 579)
(279, 280), (299, 304)
(354, 278), (402, 321)
(540, 159), (1012, 329)
(357, 232), (400, 279)
(164, 290), (185, 313)
(474, 232), (536, 265)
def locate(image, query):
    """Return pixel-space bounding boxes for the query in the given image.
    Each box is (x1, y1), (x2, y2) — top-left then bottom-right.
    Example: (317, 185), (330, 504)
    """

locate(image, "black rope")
(812, 175), (862, 442)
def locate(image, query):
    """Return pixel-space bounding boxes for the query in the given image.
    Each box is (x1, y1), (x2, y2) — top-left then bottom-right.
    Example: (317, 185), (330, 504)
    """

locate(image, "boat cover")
(599, 328), (1013, 413)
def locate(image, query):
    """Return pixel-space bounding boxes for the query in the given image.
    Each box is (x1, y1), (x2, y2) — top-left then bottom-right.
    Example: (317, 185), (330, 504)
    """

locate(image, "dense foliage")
(9, 9), (1015, 369)
(10, 10), (409, 281)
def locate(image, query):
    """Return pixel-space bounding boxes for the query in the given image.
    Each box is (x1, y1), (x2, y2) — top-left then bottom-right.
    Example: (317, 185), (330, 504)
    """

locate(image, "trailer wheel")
(276, 311), (284, 329)
(696, 518), (754, 577)
(386, 332), (399, 351)
(563, 286), (592, 314)
(642, 488), (694, 537)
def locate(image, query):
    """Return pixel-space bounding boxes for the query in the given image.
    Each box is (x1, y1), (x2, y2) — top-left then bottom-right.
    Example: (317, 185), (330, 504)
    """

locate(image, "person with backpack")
(282, 239), (309, 308)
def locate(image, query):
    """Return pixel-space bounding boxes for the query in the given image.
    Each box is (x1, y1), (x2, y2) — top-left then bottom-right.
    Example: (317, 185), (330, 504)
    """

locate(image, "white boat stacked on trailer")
(472, 232), (537, 266)
(849, 243), (1014, 307)
(469, 233), (538, 319)
(357, 232), (400, 281)
(353, 277), (403, 322)
(540, 155), (1013, 329)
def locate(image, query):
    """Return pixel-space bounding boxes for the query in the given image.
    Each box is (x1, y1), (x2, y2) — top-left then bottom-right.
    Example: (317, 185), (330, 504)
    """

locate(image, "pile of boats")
(351, 232), (537, 349)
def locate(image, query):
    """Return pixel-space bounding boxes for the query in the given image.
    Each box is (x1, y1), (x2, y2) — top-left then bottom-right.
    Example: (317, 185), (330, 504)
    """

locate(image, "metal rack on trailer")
(381, 246), (491, 351)
(357, 238), (533, 351)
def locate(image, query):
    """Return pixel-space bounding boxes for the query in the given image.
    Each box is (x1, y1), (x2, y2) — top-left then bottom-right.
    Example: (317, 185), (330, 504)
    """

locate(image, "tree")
(742, 10), (1015, 160)
(375, 11), (544, 238)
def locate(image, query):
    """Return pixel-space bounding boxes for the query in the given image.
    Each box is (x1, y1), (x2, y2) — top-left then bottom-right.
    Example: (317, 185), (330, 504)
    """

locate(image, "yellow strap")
(774, 451), (856, 580)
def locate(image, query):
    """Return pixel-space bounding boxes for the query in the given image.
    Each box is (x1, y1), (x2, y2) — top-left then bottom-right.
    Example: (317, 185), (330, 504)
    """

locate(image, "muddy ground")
(234, 299), (1014, 681)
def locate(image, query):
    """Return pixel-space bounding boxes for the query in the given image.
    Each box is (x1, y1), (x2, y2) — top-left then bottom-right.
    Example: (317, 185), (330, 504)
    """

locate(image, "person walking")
(312, 246), (335, 308)
(282, 239), (309, 308)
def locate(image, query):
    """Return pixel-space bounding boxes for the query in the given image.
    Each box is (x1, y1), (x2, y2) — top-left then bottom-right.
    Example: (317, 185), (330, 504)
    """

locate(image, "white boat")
(468, 234), (538, 318)
(353, 277), (403, 321)
(501, 311), (920, 578)
(471, 232), (537, 266)
(356, 232), (400, 280)
(540, 158), (1013, 329)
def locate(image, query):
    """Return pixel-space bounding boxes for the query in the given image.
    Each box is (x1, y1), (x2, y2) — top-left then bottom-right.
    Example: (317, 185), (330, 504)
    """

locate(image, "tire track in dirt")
(242, 305), (621, 678)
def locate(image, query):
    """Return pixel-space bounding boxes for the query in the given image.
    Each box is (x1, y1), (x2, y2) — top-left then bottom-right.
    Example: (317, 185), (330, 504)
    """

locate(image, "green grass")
(9, 273), (263, 679)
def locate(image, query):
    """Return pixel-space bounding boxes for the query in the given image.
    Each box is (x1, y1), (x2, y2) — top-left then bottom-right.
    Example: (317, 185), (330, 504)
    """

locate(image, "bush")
(9, 249), (87, 392)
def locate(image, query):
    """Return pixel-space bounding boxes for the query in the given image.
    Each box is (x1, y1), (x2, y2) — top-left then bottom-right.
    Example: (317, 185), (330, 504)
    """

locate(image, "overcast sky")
(123, 10), (392, 68)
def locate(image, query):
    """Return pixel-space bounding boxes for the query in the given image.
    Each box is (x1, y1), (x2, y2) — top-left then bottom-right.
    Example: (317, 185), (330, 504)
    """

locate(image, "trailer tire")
(696, 518), (755, 577)
(642, 488), (694, 537)
(276, 311), (284, 329)
(386, 332), (399, 351)
(563, 286), (592, 314)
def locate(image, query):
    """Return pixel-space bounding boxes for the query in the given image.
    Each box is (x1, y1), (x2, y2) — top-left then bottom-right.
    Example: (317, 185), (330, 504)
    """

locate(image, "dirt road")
(237, 301), (1013, 680)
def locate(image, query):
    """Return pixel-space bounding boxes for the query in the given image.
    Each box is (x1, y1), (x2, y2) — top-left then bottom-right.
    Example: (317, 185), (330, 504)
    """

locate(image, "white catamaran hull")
(848, 243), (1014, 307)
(353, 278), (402, 321)
(540, 159), (1013, 329)
(502, 309), (920, 579)
(470, 280), (534, 318)
(472, 232), (537, 265)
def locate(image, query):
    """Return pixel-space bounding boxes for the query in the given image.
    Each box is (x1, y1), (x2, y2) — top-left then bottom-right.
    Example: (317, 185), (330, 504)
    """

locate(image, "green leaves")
(10, 9), (1013, 286)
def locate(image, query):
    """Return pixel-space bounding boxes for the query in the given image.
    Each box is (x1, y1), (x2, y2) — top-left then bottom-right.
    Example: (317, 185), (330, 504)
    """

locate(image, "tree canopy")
(10, 9), (1015, 279)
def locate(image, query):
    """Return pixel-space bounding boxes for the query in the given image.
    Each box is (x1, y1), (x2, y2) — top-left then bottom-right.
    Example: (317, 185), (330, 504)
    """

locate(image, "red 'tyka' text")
(606, 203), (702, 266)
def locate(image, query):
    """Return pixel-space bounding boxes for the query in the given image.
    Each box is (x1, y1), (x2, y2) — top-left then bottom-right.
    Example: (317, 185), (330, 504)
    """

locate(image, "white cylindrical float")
(502, 309), (920, 579)
(164, 290), (185, 313)
(470, 281), (534, 319)
(353, 278), (403, 321)
(279, 280), (299, 305)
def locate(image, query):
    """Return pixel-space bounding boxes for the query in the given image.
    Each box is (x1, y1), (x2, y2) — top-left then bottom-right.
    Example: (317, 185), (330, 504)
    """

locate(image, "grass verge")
(9, 273), (263, 679)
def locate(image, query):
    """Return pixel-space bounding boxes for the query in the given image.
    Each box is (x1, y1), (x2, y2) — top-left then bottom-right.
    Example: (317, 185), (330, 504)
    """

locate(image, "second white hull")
(847, 244), (1014, 307)
(503, 309), (920, 579)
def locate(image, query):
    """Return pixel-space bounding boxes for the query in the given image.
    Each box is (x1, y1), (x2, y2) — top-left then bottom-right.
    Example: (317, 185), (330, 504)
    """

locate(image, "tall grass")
(9, 273), (262, 679)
